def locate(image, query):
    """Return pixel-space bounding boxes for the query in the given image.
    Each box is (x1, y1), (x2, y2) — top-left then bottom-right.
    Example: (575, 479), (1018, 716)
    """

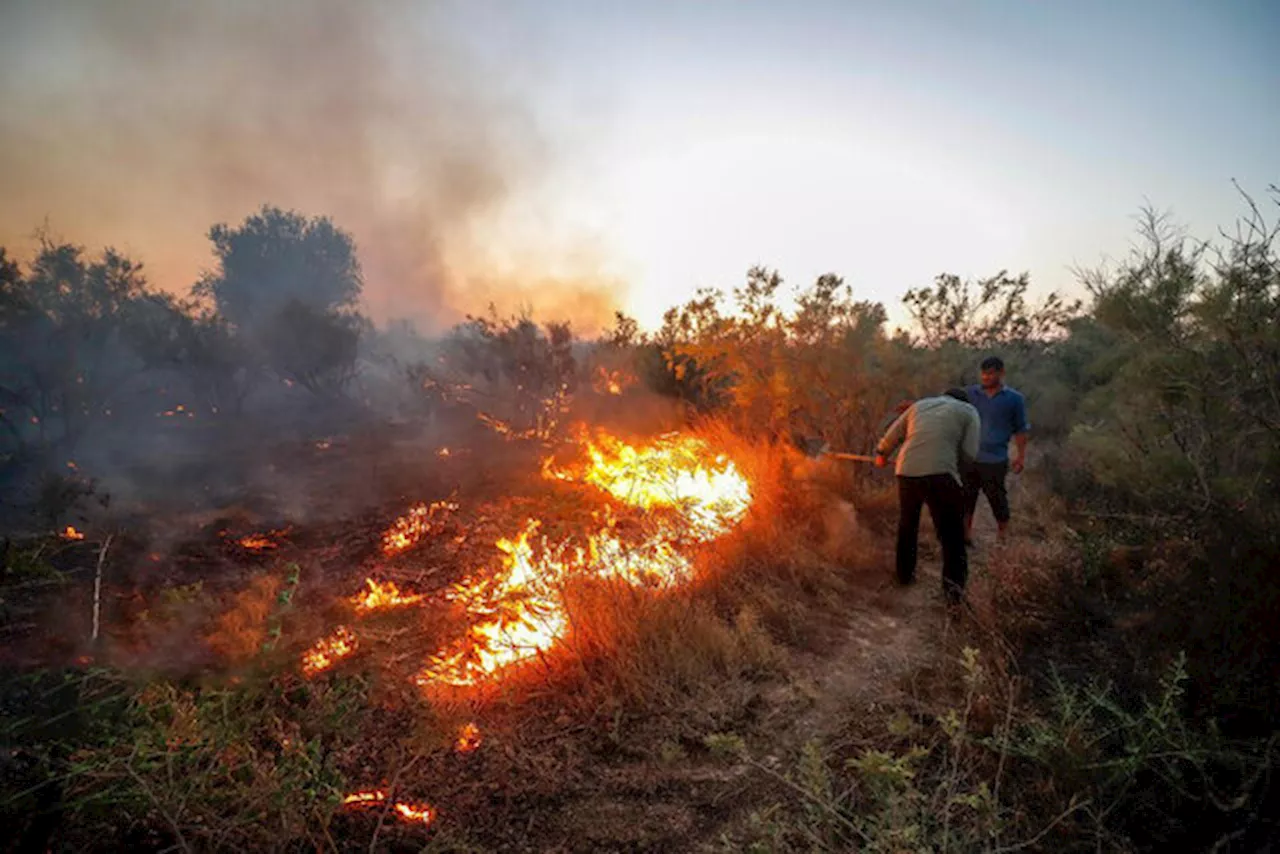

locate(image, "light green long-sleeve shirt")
(876, 396), (980, 482)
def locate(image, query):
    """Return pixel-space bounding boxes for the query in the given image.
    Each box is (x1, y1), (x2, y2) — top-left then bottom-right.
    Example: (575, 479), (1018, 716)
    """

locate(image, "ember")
(455, 722), (482, 753)
(301, 626), (357, 676)
(352, 579), (424, 611)
(341, 790), (436, 826)
(238, 534), (277, 551)
(62, 525), (85, 540)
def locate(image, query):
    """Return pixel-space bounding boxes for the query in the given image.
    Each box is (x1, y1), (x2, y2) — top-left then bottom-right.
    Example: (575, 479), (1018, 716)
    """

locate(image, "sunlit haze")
(1, 0), (1275, 334)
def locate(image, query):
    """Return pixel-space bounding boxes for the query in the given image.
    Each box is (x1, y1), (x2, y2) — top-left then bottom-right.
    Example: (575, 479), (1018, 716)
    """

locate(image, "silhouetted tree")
(195, 206), (366, 396)
(0, 242), (152, 461)
(195, 206), (362, 329)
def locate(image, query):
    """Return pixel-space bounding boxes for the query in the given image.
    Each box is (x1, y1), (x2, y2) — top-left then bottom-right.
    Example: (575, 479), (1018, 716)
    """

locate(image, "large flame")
(417, 520), (567, 687)
(554, 430), (752, 539)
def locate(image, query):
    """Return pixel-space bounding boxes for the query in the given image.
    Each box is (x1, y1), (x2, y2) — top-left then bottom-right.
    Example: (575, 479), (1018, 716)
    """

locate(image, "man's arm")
(961, 406), (980, 464)
(1011, 395), (1030, 473)
(875, 409), (910, 467)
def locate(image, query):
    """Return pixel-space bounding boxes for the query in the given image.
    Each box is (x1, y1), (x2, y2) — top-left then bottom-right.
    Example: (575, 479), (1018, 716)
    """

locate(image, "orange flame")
(455, 722), (482, 753)
(62, 526), (85, 541)
(341, 790), (436, 826)
(238, 534), (277, 551)
(352, 579), (424, 612)
(310, 429), (754, 691)
(301, 626), (357, 676)
(418, 520), (567, 687)
(548, 430), (752, 540)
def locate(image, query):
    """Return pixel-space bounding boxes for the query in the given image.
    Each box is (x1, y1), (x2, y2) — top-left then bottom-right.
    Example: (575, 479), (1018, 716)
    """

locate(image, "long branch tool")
(798, 438), (877, 464)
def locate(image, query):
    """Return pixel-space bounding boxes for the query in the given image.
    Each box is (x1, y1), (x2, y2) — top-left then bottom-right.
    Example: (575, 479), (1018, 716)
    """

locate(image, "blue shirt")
(966, 384), (1030, 463)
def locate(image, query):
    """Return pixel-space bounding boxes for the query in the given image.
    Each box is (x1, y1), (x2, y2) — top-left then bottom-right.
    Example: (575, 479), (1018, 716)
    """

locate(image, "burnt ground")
(0, 420), (1039, 853)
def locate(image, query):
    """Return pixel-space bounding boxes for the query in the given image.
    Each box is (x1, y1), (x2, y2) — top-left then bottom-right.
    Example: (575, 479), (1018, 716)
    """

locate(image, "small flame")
(381, 500), (458, 555)
(301, 626), (357, 676)
(62, 526), (85, 541)
(437, 447), (451, 458)
(238, 534), (277, 551)
(341, 790), (436, 826)
(352, 579), (424, 612)
(455, 722), (482, 753)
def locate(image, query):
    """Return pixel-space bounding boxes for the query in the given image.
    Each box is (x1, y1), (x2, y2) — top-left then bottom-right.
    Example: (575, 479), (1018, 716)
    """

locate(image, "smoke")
(0, 0), (621, 333)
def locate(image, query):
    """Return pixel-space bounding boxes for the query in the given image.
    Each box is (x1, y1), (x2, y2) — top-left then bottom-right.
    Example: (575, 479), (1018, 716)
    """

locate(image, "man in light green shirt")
(874, 389), (980, 604)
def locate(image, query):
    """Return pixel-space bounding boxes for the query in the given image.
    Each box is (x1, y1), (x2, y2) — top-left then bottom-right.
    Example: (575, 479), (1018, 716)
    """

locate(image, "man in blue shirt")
(964, 356), (1030, 543)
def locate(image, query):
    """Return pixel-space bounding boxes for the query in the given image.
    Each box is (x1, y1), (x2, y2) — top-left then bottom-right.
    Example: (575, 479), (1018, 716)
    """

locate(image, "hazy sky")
(1, 0), (1276, 332)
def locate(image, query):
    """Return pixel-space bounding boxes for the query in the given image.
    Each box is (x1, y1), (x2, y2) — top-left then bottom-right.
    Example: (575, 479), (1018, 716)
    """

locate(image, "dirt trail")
(533, 503), (1020, 852)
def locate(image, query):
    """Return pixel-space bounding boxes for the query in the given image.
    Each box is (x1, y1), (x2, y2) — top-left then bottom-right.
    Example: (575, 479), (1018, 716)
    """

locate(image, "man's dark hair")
(944, 387), (969, 402)
(980, 355), (1004, 371)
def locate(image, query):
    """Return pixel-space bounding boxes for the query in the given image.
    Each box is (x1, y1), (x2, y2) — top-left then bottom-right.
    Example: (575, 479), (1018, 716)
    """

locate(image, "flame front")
(569, 430), (752, 539)
(418, 520), (567, 687)
(310, 429), (754, 691)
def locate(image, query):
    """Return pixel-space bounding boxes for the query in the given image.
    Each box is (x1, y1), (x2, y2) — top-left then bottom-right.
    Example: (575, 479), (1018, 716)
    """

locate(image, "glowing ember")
(341, 790), (436, 826)
(62, 526), (85, 540)
(394, 802), (435, 824)
(301, 626), (357, 676)
(593, 367), (631, 395)
(342, 790), (385, 807)
(238, 534), (277, 551)
(456, 722), (482, 753)
(382, 500), (458, 555)
(437, 447), (451, 457)
(352, 579), (424, 612)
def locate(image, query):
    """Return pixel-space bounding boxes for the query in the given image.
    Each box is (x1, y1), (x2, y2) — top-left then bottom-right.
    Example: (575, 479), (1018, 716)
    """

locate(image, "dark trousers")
(897, 474), (968, 599)
(963, 461), (1011, 523)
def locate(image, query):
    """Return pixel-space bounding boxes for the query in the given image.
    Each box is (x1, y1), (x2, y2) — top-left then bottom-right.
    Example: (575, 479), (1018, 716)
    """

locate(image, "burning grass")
(3, 418), (869, 850)
(301, 426), (762, 694)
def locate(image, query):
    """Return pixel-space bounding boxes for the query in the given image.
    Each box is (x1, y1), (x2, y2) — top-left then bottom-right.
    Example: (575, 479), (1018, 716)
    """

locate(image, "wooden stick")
(91, 533), (113, 644)
(825, 451), (877, 463)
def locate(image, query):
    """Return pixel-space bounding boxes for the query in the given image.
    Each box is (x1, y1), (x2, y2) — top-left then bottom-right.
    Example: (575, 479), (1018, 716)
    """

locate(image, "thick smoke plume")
(0, 0), (621, 332)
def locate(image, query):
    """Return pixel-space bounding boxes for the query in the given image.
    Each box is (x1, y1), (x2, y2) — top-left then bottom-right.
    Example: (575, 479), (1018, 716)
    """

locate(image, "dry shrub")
(205, 572), (282, 662)
(560, 582), (782, 718)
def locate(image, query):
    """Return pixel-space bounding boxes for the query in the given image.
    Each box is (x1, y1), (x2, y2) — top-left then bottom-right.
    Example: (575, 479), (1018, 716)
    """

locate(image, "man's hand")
(874, 454), (888, 469)
(1011, 456), (1025, 475)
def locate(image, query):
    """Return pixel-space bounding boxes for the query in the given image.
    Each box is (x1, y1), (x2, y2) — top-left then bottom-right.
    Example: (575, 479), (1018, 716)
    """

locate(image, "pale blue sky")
(481, 0), (1279, 327)
(1, 0), (1275, 332)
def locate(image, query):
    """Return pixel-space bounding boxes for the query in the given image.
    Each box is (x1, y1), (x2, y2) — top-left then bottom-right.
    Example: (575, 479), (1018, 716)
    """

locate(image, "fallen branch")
(91, 533), (114, 644)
